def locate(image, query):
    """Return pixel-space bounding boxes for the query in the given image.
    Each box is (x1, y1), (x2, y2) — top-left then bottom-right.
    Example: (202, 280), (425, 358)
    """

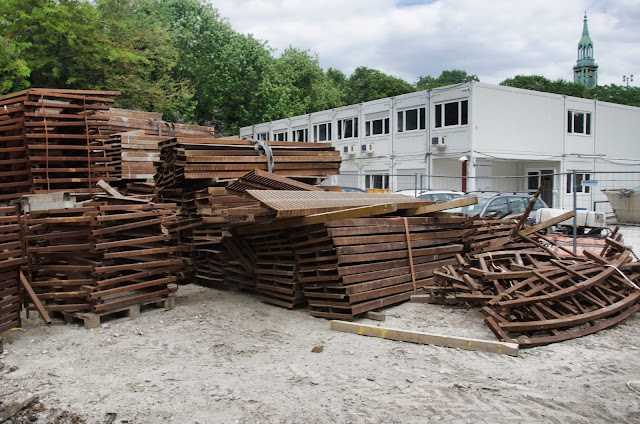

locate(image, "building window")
(567, 111), (591, 135)
(434, 100), (468, 128)
(313, 122), (331, 142)
(337, 118), (358, 139)
(566, 172), (591, 194)
(365, 174), (389, 190)
(256, 132), (269, 141)
(273, 130), (288, 141)
(397, 107), (425, 132)
(365, 118), (389, 136)
(292, 128), (308, 142)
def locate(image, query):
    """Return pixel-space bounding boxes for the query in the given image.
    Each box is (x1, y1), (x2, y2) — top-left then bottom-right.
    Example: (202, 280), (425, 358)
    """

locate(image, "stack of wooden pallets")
(0, 89), (119, 201)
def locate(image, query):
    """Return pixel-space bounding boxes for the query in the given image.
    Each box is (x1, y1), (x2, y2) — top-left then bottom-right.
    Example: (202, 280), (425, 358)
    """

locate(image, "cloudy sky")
(212, 0), (640, 86)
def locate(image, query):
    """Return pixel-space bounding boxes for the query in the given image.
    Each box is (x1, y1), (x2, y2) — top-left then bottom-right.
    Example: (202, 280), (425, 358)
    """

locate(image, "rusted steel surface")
(0, 89), (118, 201)
(0, 206), (25, 334)
(424, 227), (640, 347)
(22, 197), (182, 315)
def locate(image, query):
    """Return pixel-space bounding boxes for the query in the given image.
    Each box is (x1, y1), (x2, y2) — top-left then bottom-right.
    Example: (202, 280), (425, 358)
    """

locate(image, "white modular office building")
(240, 81), (640, 209)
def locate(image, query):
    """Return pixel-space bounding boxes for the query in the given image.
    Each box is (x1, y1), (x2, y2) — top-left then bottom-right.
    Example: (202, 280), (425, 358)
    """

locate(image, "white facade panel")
(594, 101), (640, 161)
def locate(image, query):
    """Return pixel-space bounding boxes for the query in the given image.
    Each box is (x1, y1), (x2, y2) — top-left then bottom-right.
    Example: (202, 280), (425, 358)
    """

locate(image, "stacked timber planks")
(0, 206), (25, 334)
(289, 216), (467, 319)
(0, 89), (119, 201)
(23, 197), (182, 314)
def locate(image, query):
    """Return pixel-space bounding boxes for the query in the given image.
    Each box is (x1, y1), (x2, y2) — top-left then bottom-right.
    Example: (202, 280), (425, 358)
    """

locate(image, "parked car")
(450, 192), (548, 223)
(339, 186), (366, 193)
(395, 189), (465, 202)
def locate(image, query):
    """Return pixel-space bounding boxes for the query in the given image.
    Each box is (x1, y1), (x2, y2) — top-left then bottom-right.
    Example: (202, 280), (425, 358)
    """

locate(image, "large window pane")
(567, 111), (573, 133)
(372, 119), (383, 135)
(406, 109), (418, 131)
(586, 113), (591, 135)
(435, 104), (442, 128)
(419, 107), (426, 129)
(461, 100), (468, 125)
(574, 113), (584, 134)
(444, 101), (459, 126)
(397, 112), (403, 132)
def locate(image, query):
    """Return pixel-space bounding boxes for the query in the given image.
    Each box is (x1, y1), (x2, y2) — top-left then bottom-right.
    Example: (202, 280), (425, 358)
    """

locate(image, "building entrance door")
(540, 170), (554, 207)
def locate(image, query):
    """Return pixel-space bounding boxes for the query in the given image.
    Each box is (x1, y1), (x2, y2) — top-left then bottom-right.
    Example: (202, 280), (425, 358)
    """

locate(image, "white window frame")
(337, 117), (358, 140)
(567, 110), (591, 135)
(292, 127), (308, 142)
(566, 171), (592, 194)
(256, 132), (269, 141)
(434, 100), (468, 128)
(365, 174), (389, 190)
(397, 107), (426, 133)
(313, 122), (332, 142)
(365, 118), (389, 137)
(273, 130), (288, 142)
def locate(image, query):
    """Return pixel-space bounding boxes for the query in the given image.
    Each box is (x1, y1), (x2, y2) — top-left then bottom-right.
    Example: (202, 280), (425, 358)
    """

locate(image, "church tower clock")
(573, 13), (598, 89)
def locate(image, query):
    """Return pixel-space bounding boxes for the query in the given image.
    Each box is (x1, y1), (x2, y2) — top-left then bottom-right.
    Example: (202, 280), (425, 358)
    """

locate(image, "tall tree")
(415, 69), (479, 90)
(500, 75), (589, 98)
(345, 67), (414, 104)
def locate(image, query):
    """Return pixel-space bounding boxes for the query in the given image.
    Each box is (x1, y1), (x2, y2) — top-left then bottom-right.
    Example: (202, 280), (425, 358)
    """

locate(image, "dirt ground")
(1, 283), (639, 424)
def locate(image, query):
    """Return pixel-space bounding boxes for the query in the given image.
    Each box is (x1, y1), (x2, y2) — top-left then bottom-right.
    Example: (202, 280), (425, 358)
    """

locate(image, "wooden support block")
(410, 294), (433, 303)
(330, 320), (519, 356)
(366, 311), (386, 321)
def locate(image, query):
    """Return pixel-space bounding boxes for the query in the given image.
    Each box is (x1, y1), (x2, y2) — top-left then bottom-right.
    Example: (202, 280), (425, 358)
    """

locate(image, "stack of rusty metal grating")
(286, 215), (467, 319)
(0, 205), (25, 334)
(0, 89), (119, 201)
(154, 138), (341, 191)
(462, 215), (539, 254)
(104, 131), (171, 181)
(22, 197), (182, 314)
(102, 108), (217, 138)
(221, 235), (256, 291)
(426, 236), (640, 347)
(250, 230), (305, 308)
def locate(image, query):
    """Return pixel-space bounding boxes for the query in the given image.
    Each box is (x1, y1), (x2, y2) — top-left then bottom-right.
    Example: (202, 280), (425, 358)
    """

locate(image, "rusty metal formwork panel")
(0, 205), (25, 334)
(247, 190), (432, 218)
(227, 169), (323, 193)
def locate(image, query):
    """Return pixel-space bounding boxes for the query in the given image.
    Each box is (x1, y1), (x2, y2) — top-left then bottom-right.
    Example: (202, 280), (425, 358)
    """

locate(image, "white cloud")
(212, 0), (640, 86)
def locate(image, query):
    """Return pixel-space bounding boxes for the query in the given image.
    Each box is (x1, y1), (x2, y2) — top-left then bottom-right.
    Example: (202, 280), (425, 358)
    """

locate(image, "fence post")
(573, 170), (577, 255)
(414, 173), (418, 197)
(419, 173), (423, 194)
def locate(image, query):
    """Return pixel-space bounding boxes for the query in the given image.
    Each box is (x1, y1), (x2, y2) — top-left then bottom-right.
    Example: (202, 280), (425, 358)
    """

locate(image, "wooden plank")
(330, 320), (519, 356)
(401, 196), (477, 216)
(19, 271), (52, 324)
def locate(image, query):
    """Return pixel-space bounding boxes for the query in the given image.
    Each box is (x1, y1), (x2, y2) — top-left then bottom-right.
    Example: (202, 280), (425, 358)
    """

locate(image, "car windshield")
(418, 193), (464, 202)
(448, 197), (490, 215)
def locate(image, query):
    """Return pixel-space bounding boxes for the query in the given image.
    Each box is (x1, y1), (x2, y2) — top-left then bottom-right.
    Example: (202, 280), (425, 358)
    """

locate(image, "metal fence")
(324, 171), (640, 253)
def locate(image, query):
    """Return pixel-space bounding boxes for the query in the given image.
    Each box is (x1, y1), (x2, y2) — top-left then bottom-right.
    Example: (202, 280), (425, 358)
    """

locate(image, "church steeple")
(573, 13), (598, 89)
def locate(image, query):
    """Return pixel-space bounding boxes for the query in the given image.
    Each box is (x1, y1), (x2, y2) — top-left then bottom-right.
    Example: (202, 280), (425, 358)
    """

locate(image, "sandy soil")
(1, 283), (639, 423)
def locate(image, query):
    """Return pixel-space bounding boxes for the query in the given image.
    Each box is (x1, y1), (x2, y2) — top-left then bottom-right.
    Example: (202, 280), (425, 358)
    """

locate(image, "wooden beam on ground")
(19, 271), (52, 324)
(330, 320), (519, 356)
(401, 196), (477, 216)
(235, 203), (397, 234)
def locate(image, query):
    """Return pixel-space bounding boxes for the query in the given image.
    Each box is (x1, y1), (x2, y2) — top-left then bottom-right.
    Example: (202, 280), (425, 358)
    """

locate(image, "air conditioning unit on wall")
(343, 145), (355, 155)
(431, 136), (447, 148)
(361, 143), (374, 154)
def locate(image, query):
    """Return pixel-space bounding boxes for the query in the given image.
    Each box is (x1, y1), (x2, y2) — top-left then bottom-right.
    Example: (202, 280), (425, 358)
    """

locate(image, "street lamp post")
(623, 74), (634, 87)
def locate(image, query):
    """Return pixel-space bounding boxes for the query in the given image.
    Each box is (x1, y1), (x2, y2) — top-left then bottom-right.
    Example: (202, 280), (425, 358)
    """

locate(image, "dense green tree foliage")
(415, 69), (479, 90)
(345, 67), (415, 104)
(500, 74), (640, 107)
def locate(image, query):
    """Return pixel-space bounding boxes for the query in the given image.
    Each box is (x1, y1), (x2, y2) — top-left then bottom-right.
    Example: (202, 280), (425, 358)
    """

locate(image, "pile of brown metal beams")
(0, 206), (25, 334)
(285, 215), (466, 319)
(155, 138), (342, 191)
(102, 108), (217, 138)
(422, 232), (640, 346)
(22, 197), (181, 314)
(105, 131), (171, 181)
(0, 89), (119, 201)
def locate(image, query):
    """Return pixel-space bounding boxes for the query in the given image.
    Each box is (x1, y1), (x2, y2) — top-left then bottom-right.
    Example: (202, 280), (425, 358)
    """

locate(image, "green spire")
(573, 12), (598, 89)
